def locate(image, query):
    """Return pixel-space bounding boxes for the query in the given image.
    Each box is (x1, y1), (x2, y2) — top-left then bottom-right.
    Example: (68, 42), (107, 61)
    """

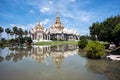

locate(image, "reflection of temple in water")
(0, 45), (78, 69)
(30, 45), (78, 68)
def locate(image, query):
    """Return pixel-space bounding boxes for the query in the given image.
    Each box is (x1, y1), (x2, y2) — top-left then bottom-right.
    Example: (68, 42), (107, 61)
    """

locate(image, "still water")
(0, 45), (120, 80)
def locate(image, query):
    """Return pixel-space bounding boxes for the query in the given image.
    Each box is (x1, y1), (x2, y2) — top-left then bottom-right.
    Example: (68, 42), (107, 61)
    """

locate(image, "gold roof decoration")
(35, 17), (44, 32)
(51, 6), (64, 30)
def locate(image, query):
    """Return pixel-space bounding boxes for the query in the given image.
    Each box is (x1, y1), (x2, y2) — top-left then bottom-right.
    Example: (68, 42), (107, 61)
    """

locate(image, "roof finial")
(56, 1), (59, 17)
(38, 15), (40, 25)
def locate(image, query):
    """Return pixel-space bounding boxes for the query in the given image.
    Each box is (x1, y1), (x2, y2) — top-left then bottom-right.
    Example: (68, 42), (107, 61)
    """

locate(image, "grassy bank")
(35, 41), (78, 46)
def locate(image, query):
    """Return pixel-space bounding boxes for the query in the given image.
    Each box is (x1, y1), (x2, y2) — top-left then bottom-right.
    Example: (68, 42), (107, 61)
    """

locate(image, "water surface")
(0, 45), (120, 80)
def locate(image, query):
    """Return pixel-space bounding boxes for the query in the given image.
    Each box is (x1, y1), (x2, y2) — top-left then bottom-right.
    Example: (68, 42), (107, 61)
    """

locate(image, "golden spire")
(38, 15), (40, 26)
(55, 2), (61, 24)
(56, 5), (59, 17)
(35, 15), (44, 31)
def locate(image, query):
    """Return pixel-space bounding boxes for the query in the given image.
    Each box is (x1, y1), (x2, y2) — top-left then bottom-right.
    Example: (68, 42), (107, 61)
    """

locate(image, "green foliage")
(0, 27), (4, 42)
(36, 41), (78, 45)
(58, 38), (63, 41)
(9, 39), (16, 43)
(18, 28), (23, 38)
(51, 38), (57, 41)
(89, 15), (120, 44)
(24, 30), (28, 37)
(85, 41), (105, 59)
(78, 36), (88, 49)
(5, 28), (11, 39)
(0, 26), (31, 46)
(25, 37), (32, 45)
(13, 26), (18, 38)
(90, 35), (97, 41)
(113, 23), (120, 42)
(79, 36), (87, 40)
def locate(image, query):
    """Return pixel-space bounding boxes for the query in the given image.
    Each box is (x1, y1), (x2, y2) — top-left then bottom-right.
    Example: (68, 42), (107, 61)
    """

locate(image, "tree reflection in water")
(77, 48), (120, 80)
(0, 56), (4, 62)
(86, 59), (120, 80)
(0, 45), (78, 68)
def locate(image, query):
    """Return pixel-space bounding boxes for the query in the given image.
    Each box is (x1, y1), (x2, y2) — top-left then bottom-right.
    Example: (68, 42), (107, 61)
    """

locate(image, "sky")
(0, 0), (120, 36)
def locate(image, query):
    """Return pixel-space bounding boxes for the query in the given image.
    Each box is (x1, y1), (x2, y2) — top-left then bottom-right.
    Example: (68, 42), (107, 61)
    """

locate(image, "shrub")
(51, 38), (57, 41)
(85, 41), (105, 59)
(9, 39), (16, 43)
(58, 38), (63, 41)
(26, 37), (32, 45)
(78, 39), (88, 49)
(78, 36), (88, 49)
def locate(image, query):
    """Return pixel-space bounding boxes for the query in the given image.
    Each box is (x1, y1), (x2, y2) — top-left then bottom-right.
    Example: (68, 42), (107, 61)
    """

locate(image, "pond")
(0, 45), (120, 80)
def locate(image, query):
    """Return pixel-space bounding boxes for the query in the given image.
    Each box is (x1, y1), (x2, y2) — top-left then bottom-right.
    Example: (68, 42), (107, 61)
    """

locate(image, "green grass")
(35, 41), (78, 46)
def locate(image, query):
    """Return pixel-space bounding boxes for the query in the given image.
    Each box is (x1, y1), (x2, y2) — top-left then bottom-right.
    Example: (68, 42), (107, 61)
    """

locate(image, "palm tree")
(5, 28), (11, 40)
(24, 30), (28, 37)
(13, 26), (18, 39)
(17, 28), (24, 46)
(10, 31), (14, 39)
(18, 28), (23, 38)
(0, 27), (4, 40)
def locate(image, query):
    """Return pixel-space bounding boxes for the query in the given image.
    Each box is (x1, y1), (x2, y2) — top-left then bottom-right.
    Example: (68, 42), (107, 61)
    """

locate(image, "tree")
(13, 26), (18, 39)
(113, 23), (120, 44)
(17, 28), (24, 46)
(5, 28), (11, 40)
(78, 36), (88, 49)
(18, 28), (23, 38)
(89, 22), (100, 36)
(0, 27), (4, 40)
(24, 30), (28, 37)
(89, 15), (120, 45)
(10, 31), (14, 39)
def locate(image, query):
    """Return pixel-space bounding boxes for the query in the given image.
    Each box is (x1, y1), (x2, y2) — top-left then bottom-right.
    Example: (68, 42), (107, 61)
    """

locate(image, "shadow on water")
(78, 48), (120, 80)
(86, 59), (120, 80)
(0, 56), (4, 62)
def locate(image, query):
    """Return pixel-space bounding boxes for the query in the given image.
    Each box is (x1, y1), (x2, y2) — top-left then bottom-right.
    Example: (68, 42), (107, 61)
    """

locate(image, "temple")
(30, 7), (79, 42)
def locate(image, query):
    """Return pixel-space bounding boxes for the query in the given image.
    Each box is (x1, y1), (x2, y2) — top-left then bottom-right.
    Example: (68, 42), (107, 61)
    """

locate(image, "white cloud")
(15, 0), (94, 35)
(25, 18), (49, 30)
(10, 24), (26, 30)
(70, 0), (76, 2)
(80, 16), (90, 22)
(40, 7), (50, 13)
(41, 18), (50, 25)
(49, 1), (53, 4)
(61, 9), (92, 23)
(30, 10), (34, 13)
(26, 23), (37, 29)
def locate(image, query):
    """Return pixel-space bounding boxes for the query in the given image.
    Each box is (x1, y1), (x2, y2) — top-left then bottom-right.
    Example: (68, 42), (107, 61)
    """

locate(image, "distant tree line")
(0, 26), (32, 46)
(89, 14), (120, 46)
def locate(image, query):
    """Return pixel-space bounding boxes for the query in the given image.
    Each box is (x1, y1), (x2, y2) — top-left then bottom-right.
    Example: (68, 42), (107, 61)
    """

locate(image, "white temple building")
(30, 8), (80, 42)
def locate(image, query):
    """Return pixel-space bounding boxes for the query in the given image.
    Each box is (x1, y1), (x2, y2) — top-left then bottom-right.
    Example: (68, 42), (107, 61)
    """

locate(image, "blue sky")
(0, 0), (120, 35)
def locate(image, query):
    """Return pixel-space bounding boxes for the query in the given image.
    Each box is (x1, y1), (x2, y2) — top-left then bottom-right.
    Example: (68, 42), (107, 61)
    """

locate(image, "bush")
(26, 37), (32, 45)
(9, 39), (16, 43)
(78, 36), (88, 49)
(78, 39), (88, 49)
(85, 41), (105, 59)
(1, 38), (7, 44)
(51, 38), (57, 41)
